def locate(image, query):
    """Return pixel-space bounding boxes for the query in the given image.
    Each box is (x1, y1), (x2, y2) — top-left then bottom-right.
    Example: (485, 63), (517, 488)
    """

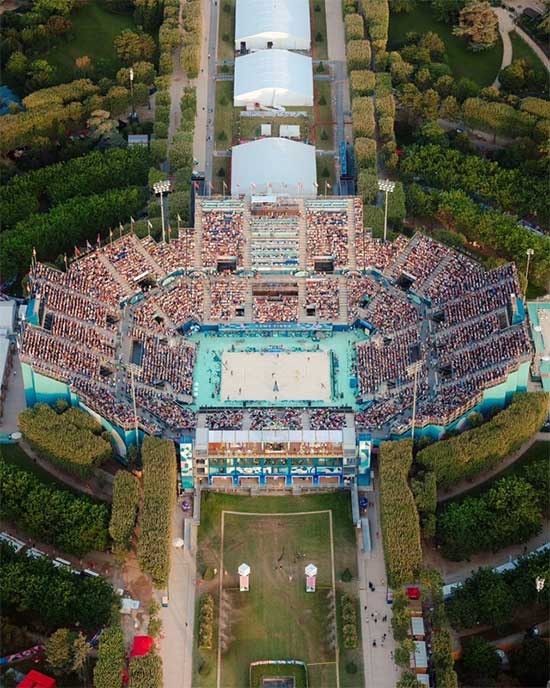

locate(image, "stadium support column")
(407, 361), (422, 445)
(378, 179), (395, 244)
(525, 248), (534, 298)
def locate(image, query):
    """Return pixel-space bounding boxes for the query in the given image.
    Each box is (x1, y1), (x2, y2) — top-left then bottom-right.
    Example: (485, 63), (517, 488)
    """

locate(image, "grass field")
(217, 0), (236, 62)
(194, 493), (363, 688)
(250, 662), (307, 688)
(311, 0), (328, 60)
(510, 31), (548, 77)
(388, 6), (503, 86)
(45, 1), (136, 82)
(214, 81), (241, 150)
(316, 156), (336, 192)
(313, 80), (334, 150)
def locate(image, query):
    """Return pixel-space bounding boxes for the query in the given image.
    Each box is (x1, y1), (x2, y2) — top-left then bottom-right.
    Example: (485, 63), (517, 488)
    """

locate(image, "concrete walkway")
(357, 482), (399, 688)
(0, 351), (26, 435)
(438, 432), (549, 503)
(159, 504), (198, 688)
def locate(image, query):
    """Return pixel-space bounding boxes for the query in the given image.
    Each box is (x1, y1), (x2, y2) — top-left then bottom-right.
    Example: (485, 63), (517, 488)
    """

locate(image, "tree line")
(446, 549), (550, 629)
(19, 405), (113, 478)
(0, 455), (110, 556)
(400, 143), (548, 225)
(1, 147), (150, 231)
(0, 541), (116, 631)
(109, 470), (140, 552)
(437, 452), (549, 560)
(379, 439), (423, 586)
(136, 436), (177, 587)
(416, 393), (549, 488)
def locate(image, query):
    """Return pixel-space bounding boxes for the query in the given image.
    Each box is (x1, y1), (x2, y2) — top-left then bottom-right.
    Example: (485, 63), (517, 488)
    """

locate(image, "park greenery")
(0, 541), (116, 631)
(19, 404), (114, 477)
(341, 594), (359, 649)
(416, 392), (549, 488)
(446, 549), (550, 629)
(109, 470), (140, 551)
(436, 451), (549, 559)
(0, 147), (150, 231)
(45, 627), (90, 679)
(379, 440), (422, 586)
(93, 624), (126, 688)
(137, 437), (177, 586)
(198, 593), (215, 650)
(0, 455), (110, 556)
(399, 143), (548, 225)
(128, 648), (163, 688)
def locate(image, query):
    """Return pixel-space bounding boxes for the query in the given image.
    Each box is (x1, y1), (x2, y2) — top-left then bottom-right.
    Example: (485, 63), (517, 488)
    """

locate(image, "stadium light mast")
(130, 366), (139, 449)
(407, 361), (422, 445)
(525, 248), (534, 297)
(153, 180), (171, 243)
(129, 67), (135, 121)
(378, 179), (395, 244)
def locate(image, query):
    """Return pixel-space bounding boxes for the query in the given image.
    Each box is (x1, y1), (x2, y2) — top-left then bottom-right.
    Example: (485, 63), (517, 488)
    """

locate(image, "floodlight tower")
(378, 179), (395, 244)
(153, 180), (171, 243)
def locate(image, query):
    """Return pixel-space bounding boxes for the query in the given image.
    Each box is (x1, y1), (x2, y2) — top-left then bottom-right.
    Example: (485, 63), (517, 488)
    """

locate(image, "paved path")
(168, 0), (187, 144)
(159, 504), (198, 688)
(204, 0), (218, 186)
(424, 525), (550, 585)
(437, 432), (549, 503)
(357, 482), (399, 688)
(0, 351), (26, 435)
(493, 8), (550, 87)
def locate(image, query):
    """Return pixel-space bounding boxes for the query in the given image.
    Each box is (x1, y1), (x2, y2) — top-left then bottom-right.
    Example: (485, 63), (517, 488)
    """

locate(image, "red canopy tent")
(17, 670), (56, 688)
(130, 636), (154, 658)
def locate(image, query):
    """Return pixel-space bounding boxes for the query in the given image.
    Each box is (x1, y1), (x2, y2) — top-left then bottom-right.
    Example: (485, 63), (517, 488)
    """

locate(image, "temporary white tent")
(231, 138), (317, 197)
(234, 50), (313, 108)
(235, 0), (311, 52)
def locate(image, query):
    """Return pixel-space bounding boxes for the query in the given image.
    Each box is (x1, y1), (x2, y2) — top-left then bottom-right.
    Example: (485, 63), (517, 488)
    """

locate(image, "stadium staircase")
(132, 235), (165, 276)
(301, 409), (311, 430)
(298, 280), (307, 320)
(297, 200), (307, 270)
(193, 203), (203, 267)
(244, 288), (254, 321)
(338, 276), (349, 323)
(346, 199), (357, 270)
(242, 211), (252, 270)
(203, 281), (212, 319)
(97, 253), (133, 295)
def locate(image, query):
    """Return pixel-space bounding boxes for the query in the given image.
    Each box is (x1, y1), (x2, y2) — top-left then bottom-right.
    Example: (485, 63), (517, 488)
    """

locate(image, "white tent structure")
(231, 138), (317, 197)
(234, 50), (313, 108)
(235, 0), (311, 52)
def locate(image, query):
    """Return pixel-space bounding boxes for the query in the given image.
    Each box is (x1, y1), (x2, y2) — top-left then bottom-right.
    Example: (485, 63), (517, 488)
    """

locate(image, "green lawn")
(194, 493), (363, 688)
(214, 80), (240, 150)
(316, 156), (337, 192)
(44, 1), (136, 82)
(217, 0), (236, 62)
(250, 663), (307, 688)
(389, 6), (503, 86)
(212, 155), (231, 193)
(314, 80), (334, 150)
(311, 0), (329, 60)
(510, 30), (548, 77)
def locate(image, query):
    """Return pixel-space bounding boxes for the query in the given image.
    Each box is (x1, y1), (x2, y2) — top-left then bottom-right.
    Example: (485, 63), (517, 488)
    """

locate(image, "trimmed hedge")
(357, 171), (379, 203)
(0, 454), (110, 556)
(417, 392), (549, 488)
(359, 0), (389, 54)
(379, 440), (422, 586)
(93, 625), (125, 688)
(346, 40), (372, 70)
(352, 97), (375, 138)
(350, 69), (375, 96)
(19, 404), (113, 478)
(109, 471), (140, 551)
(341, 594), (359, 648)
(128, 649), (163, 688)
(137, 437), (177, 586)
(354, 137), (377, 170)
(198, 593), (215, 649)
(345, 13), (365, 40)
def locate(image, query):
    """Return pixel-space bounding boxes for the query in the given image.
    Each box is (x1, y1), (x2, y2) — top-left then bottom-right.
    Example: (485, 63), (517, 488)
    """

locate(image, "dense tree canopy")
(417, 393), (549, 487)
(109, 471), (140, 551)
(19, 404), (113, 478)
(0, 454), (110, 555)
(0, 542), (116, 631)
(93, 625), (125, 688)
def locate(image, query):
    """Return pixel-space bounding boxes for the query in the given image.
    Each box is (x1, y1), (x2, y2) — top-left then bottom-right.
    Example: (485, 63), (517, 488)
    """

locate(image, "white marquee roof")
(235, 0), (310, 46)
(234, 50), (313, 107)
(231, 138), (317, 197)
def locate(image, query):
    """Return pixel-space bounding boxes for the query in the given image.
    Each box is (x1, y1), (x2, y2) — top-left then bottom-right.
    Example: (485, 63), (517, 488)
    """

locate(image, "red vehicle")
(406, 586), (421, 600)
